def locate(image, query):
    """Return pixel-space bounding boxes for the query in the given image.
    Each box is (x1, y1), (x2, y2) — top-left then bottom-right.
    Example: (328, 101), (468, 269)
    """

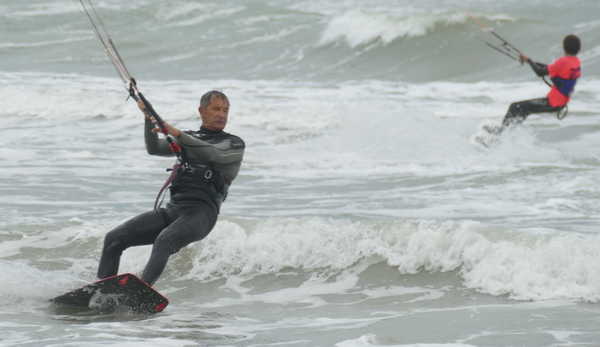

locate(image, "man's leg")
(97, 209), (170, 279)
(141, 205), (217, 285)
(502, 98), (560, 127)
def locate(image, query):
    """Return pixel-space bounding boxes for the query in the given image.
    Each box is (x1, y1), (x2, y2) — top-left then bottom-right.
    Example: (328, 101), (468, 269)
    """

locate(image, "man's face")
(199, 96), (229, 131)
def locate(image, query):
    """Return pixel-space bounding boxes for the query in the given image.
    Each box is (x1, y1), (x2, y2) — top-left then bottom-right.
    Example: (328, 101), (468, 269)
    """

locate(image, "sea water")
(1, 1), (600, 346)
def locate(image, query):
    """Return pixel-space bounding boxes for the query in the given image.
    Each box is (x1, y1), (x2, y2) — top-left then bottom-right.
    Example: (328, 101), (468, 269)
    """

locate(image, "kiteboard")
(472, 121), (505, 148)
(51, 273), (168, 314)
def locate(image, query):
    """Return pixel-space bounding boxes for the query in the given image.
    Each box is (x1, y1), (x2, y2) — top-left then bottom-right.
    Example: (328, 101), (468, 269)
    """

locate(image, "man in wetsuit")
(501, 34), (581, 128)
(97, 90), (244, 285)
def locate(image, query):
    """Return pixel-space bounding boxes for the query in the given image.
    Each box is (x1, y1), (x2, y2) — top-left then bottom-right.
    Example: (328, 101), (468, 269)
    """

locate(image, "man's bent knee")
(102, 232), (127, 254)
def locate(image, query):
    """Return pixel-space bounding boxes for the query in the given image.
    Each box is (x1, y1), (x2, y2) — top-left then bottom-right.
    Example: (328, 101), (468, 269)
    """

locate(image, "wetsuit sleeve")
(528, 60), (548, 77)
(176, 132), (244, 165)
(144, 118), (175, 156)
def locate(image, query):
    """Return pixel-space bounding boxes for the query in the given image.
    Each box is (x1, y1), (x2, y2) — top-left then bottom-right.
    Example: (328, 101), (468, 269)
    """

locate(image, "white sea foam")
(319, 11), (514, 48)
(159, 3), (245, 28)
(182, 218), (600, 302)
(202, 270), (361, 308)
(362, 286), (446, 303)
(6, 2), (80, 17)
(336, 334), (476, 347)
(0, 261), (78, 303)
(0, 37), (89, 49)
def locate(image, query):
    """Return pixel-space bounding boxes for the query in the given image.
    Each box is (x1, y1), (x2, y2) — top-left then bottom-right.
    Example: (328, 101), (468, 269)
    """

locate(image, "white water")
(2, 0), (600, 345)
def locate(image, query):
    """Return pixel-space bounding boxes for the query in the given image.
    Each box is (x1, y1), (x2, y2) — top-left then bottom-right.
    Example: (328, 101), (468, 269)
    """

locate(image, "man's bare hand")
(137, 99), (180, 136)
(137, 100), (155, 121)
(152, 121), (181, 137)
(519, 54), (530, 65)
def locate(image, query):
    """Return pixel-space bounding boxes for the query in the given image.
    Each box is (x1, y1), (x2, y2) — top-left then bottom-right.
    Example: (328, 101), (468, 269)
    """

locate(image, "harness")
(154, 163), (182, 210)
(168, 163), (227, 210)
(552, 77), (577, 97)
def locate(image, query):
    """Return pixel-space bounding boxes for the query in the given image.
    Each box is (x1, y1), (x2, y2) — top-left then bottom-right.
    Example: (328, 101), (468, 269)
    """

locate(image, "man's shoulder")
(222, 131), (245, 149)
(548, 57), (567, 73)
(549, 56), (580, 74)
(554, 55), (580, 66)
(566, 55), (581, 67)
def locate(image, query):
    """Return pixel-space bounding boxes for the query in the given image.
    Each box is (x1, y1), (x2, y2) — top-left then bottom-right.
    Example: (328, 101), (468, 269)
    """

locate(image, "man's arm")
(520, 54), (548, 77)
(528, 60), (548, 77)
(144, 118), (175, 156)
(138, 99), (176, 156)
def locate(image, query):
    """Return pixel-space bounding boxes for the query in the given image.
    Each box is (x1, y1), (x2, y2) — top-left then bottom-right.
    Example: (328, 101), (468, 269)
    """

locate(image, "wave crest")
(318, 10), (514, 48)
(188, 217), (600, 302)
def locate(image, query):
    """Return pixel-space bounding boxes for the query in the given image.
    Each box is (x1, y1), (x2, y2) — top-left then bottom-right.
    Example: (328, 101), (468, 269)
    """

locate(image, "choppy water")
(1, 1), (600, 346)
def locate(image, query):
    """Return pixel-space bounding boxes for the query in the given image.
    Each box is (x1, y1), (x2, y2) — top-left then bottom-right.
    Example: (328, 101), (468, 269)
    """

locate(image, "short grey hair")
(200, 90), (229, 108)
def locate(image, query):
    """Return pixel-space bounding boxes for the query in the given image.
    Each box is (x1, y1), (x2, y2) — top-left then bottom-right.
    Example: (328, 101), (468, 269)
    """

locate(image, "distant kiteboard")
(472, 122), (504, 148)
(51, 273), (168, 314)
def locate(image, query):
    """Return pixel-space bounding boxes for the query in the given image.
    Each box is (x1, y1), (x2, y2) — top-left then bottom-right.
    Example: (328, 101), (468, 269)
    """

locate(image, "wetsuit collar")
(200, 126), (223, 134)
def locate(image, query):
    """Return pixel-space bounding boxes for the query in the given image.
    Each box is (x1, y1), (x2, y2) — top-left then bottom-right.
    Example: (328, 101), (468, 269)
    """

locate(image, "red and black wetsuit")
(502, 55), (581, 126)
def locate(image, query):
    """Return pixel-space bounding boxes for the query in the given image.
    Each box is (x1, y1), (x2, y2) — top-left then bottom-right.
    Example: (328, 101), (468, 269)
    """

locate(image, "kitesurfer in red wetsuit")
(501, 34), (581, 127)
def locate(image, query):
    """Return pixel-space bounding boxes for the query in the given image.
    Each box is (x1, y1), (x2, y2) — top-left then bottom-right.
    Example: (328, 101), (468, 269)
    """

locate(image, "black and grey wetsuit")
(144, 119), (245, 212)
(97, 118), (244, 285)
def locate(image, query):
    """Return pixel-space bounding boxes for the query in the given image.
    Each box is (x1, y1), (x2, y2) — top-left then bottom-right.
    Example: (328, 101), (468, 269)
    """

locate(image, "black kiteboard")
(52, 273), (169, 314)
